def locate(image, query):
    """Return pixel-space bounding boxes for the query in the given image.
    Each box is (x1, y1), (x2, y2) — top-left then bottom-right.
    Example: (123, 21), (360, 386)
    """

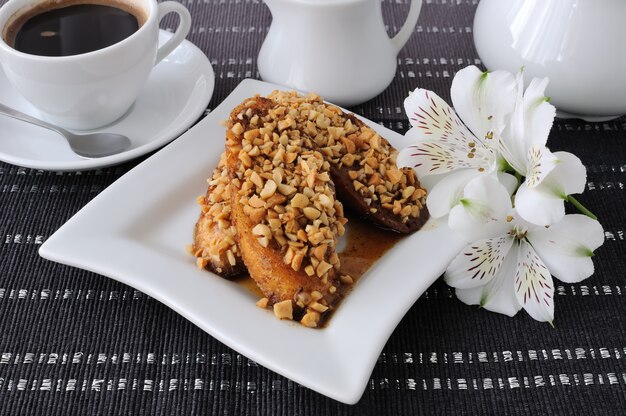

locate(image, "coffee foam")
(3, 0), (149, 47)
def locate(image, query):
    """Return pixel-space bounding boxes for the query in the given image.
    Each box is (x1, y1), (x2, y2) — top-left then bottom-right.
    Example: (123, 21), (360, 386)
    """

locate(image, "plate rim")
(39, 78), (465, 404)
(0, 30), (215, 171)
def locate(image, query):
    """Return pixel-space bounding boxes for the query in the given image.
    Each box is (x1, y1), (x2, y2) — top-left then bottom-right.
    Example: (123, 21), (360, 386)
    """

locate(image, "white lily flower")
(444, 176), (604, 323)
(397, 66), (517, 218)
(498, 71), (587, 226)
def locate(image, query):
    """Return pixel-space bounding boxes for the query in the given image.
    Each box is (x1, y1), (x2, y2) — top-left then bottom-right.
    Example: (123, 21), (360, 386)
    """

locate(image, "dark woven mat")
(1, 0), (625, 414)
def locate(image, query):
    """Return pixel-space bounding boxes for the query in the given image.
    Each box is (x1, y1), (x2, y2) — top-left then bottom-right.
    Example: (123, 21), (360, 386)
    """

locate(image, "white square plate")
(39, 79), (465, 404)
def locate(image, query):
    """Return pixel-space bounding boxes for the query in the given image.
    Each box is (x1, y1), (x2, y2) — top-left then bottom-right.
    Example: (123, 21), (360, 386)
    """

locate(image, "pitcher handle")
(391, 0), (423, 52)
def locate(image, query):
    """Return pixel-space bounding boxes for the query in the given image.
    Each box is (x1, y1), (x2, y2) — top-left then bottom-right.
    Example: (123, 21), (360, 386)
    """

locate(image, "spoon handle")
(0, 103), (69, 137)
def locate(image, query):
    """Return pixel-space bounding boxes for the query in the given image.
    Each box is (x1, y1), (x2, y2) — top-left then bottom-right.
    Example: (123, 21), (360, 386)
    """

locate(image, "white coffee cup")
(0, 0), (191, 130)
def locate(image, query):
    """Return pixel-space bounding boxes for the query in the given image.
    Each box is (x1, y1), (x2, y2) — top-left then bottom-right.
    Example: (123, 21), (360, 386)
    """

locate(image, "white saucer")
(0, 30), (215, 171)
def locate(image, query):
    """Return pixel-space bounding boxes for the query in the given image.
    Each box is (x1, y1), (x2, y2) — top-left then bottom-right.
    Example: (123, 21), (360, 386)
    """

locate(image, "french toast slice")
(191, 153), (246, 278)
(226, 97), (347, 327)
(268, 91), (429, 234)
(190, 91), (429, 326)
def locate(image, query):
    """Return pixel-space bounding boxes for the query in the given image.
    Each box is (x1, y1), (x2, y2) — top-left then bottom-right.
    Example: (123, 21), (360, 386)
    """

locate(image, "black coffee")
(7, 3), (142, 57)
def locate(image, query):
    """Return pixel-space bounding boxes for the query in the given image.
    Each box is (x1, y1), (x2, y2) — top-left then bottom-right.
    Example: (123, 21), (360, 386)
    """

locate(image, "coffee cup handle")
(155, 1), (192, 65)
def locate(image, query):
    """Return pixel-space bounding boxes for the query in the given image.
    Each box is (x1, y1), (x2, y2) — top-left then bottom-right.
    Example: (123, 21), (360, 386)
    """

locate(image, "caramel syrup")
(232, 215), (405, 326)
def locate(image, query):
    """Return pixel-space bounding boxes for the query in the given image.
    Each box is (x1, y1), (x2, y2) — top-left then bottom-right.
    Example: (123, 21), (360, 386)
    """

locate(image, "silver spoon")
(0, 103), (132, 158)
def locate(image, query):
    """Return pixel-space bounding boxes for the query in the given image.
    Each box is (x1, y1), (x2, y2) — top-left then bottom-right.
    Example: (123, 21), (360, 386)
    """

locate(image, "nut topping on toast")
(191, 153), (245, 278)
(225, 96), (346, 327)
(191, 91), (429, 327)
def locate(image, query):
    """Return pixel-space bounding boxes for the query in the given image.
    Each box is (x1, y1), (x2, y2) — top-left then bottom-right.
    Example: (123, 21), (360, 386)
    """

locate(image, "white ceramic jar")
(473, 0), (626, 121)
(258, 0), (422, 107)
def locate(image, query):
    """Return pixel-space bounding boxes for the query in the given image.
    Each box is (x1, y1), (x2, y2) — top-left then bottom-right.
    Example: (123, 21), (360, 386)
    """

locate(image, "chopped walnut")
(273, 299), (293, 320)
(300, 310), (321, 328)
(256, 297), (269, 308)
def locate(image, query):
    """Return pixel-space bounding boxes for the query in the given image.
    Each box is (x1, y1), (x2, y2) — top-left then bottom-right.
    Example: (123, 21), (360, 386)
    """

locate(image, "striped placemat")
(0, 0), (625, 414)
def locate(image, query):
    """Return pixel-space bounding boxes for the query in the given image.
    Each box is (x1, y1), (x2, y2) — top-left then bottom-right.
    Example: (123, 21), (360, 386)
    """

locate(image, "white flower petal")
(528, 214), (604, 283)
(541, 151), (587, 196)
(462, 175), (513, 215)
(454, 243), (521, 317)
(451, 66), (517, 142)
(515, 151), (587, 226)
(426, 169), (481, 218)
(397, 126), (424, 148)
(498, 70), (527, 174)
(403, 88), (477, 149)
(397, 140), (488, 178)
(523, 77), (555, 149)
(525, 145), (559, 188)
(514, 241), (555, 323)
(499, 75), (556, 176)
(444, 235), (514, 289)
(497, 171), (519, 196)
(514, 180), (565, 226)
(450, 202), (512, 244)
(448, 176), (512, 241)
(451, 286), (484, 308)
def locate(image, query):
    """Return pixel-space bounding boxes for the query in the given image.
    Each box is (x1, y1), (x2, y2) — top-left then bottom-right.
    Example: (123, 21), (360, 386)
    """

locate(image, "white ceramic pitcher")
(257, 0), (423, 107)
(474, 0), (626, 121)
